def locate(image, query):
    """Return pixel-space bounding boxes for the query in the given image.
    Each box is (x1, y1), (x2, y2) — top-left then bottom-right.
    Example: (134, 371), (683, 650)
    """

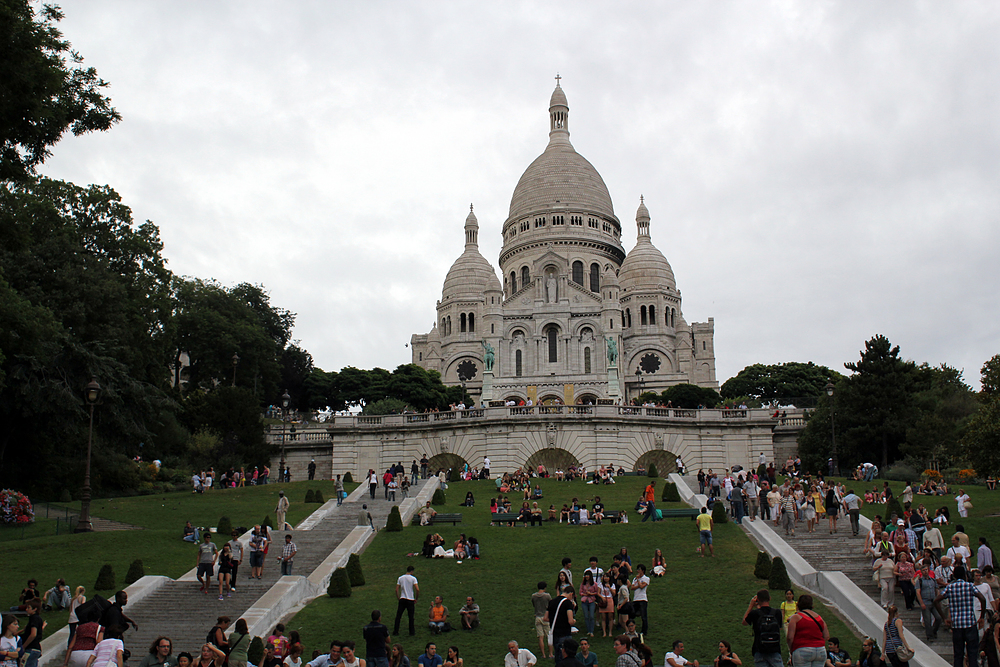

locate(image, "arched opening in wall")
(575, 393), (598, 405)
(539, 394), (562, 405)
(460, 313), (467, 333)
(626, 309), (632, 328)
(510, 272), (517, 293)
(649, 305), (656, 324)
(503, 394), (524, 404)
(590, 263), (600, 292)
(545, 325), (558, 363)
(447, 316), (452, 335)
(521, 266), (531, 288)
(427, 453), (469, 477)
(634, 450), (679, 475)
(572, 261), (584, 285)
(525, 448), (580, 474)
(584, 347), (591, 373)
(640, 305), (648, 326)
(515, 349), (523, 377)
(468, 313), (475, 333)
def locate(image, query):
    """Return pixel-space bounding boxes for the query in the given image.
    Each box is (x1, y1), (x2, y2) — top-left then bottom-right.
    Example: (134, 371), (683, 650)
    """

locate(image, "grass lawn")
(288, 477), (858, 667)
(0, 479), (355, 638)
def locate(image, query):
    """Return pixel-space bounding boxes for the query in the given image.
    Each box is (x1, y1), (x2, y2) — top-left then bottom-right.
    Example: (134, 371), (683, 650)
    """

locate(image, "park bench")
(411, 512), (463, 526)
(659, 507), (699, 519)
(490, 512), (545, 526)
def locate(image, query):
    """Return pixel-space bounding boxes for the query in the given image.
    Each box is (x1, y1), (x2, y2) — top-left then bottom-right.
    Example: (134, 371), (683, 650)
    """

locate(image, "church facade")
(410, 82), (718, 405)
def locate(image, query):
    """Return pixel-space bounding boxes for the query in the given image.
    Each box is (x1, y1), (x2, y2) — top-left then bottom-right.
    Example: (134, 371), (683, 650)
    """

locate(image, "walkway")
(121, 482), (421, 657)
(678, 476), (953, 665)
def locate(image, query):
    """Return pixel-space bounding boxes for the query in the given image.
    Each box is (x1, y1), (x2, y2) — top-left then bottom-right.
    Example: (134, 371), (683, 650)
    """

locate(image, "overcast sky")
(43, 1), (999, 390)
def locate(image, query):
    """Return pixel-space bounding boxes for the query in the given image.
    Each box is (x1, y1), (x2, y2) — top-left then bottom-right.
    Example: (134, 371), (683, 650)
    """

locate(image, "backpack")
(755, 608), (782, 653)
(74, 595), (111, 625)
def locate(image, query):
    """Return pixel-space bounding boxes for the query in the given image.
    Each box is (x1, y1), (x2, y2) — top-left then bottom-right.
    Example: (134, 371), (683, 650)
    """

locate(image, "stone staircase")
(678, 476), (952, 664)
(121, 487), (405, 659)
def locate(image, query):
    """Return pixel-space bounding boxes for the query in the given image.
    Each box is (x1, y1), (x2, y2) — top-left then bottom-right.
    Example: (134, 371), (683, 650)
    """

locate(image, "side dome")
(442, 204), (499, 300)
(619, 198), (676, 292)
(507, 82), (616, 222)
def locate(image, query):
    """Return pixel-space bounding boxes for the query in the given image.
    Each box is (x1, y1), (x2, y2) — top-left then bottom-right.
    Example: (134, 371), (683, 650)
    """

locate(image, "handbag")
(894, 646), (914, 662)
(963, 501), (973, 510)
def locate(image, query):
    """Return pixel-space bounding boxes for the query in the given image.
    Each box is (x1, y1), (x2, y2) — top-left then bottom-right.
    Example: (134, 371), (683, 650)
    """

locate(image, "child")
(780, 589), (798, 625)
(283, 643), (303, 667)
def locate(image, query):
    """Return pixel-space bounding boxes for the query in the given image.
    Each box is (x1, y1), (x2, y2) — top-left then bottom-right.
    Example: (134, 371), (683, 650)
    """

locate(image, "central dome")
(506, 83), (615, 223)
(508, 144), (615, 221)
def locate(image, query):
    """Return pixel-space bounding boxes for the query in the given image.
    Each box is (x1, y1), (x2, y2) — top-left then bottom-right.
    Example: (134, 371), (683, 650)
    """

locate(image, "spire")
(465, 203), (479, 247)
(636, 196), (650, 241)
(548, 74), (570, 145)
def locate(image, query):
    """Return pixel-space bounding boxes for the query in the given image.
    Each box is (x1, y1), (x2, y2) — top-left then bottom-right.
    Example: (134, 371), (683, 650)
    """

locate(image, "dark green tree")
(962, 355), (1000, 477)
(327, 567), (351, 597)
(662, 384), (721, 409)
(754, 552), (772, 580)
(247, 638), (264, 665)
(647, 463), (658, 478)
(721, 362), (843, 406)
(660, 482), (680, 502)
(346, 552), (365, 586)
(94, 564), (115, 590)
(180, 386), (272, 471)
(0, 0), (121, 182)
(279, 343), (313, 410)
(904, 364), (978, 465)
(768, 557), (792, 590)
(217, 516), (232, 535)
(304, 489), (315, 503)
(432, 488), (446, 505)
(712, 502), (728, 524)
(124, 559), (144, 585)
(385, 506), (403, 532)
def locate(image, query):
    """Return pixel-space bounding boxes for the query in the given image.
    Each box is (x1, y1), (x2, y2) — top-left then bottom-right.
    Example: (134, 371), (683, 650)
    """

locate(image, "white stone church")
(410, 82), (718, 405)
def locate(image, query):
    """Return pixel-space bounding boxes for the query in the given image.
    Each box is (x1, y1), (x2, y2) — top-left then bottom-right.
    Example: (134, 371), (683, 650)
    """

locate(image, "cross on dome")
(555, 73), (562, 86)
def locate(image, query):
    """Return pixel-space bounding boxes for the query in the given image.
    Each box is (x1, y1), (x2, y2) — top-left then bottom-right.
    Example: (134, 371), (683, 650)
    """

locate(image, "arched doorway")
(525, 448), (579, 473)
(539, 395), (563, 405)
(633, 450), (678, 475)
(427, 453), (469, 476)
(575, 393), (598, 405)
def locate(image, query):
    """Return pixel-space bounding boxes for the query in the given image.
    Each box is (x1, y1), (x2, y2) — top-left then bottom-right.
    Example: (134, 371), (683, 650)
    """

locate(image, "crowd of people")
(190, 467), (276, 492)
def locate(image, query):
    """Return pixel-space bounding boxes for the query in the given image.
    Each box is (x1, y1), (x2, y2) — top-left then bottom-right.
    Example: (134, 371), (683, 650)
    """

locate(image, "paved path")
(678, 476), (953, 665)
(122, 482), (419, 658)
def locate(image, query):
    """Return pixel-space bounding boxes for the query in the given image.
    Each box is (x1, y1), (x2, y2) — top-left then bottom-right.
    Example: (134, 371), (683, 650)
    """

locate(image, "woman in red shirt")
(786, 595), (829, 667)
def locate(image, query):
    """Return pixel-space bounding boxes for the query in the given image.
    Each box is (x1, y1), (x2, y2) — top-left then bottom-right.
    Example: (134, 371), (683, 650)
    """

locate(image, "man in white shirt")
(504, 641), (536, 667)
(483, 456), (491, 478)
(394, 565), (419, 636)
(947, 536), (973, 571)
(841, 489), (863, 536)
(630, 564), (650, 635)
(585, 557), (604, 584)
(956, 489), (971, 518)
(743, 478), (760, 522)
(665, 640), (700, 667)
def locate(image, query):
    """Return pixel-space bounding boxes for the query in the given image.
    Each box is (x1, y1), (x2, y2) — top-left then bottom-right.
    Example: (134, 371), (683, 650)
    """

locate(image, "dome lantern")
(465, 203), (478, 248)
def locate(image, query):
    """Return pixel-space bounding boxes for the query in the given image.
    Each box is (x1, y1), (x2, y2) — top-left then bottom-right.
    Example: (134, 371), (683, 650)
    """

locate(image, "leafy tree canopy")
(721, 362), (844, 406)
(661, 383), (721, 409)
(0, 0), (120, 182)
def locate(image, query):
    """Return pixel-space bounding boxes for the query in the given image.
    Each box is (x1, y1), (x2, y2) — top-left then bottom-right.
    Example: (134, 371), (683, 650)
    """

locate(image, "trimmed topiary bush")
(262, 515), (273, 529)
(757, 464), (767, 480)
(347, 552), (365, 587)
(314, 490), (324, 504)
(648, 463), (658, 478)
(432, 488), (446, 506)
(328, 567), (351, 597)
(124, 559), (144, 586)
(885, 496), (905, 524)
(344, 471), (354, 483)
(95, 564), (116, 591)
(712, 501), (729, 524)
(385, 506), (403, 532)
(448, 468), (460, 483)
(661, 482), (680, 502)
(768, 556), (792, 590)
(60, 488), (72, 503)
(754, 551), (772, 580)
(248, 637), (264, 665)
(217, 516), (232, 536)
(305, 489), (315, 503)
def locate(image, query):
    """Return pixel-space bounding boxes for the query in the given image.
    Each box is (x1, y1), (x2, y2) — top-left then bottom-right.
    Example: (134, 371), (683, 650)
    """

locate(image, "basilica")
(410, 82), (718, 405)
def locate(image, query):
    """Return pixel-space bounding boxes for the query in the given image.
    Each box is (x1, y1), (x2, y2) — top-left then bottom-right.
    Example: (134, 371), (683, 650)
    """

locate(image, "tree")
(280, 343), (314, 410)
(661, 384), (721, 409)
(0, 0), (121, 182)
(180, 387), (272, 471)
(962, 354), (1000, 477)
(768, 557), (791, 590)
(904, 364), (978, 464)
(721, 362), (843, 406)
(981, 354), (1000, 401)
(385, 506), (403, 532)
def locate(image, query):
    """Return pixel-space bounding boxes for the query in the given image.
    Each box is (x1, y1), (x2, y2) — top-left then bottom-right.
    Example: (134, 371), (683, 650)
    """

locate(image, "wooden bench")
(411, 512), (463, 526)
(659, 508), (699, 519)
(491, 512), (544, 526)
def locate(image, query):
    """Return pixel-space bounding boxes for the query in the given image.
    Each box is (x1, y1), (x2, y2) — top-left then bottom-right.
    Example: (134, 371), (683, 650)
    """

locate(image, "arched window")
(671, 308), (675, 327)
(584, 347), (591, 374)
(590, 263), (600, 292)
(447, 316), (452, 335)
(621, 312), (626, 327)
(441, 317), (446, 332)
(626, 309), (632, 328)
(515, 350), (522, 377)
(546, 326), (558, 363)
(510, 272), (517, 293)
(460, 313), (467, 333)
(649, 305), (656, 325)
(572, 261), (584, 285)
(640, 305), (647, 326)
(468, 313), (475, 333)
(521, 266), (530, 288)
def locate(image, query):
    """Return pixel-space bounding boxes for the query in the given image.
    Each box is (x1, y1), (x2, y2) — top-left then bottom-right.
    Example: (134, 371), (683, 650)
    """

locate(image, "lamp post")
(635, 368), (644, 403)
(826, 381), (838, 476)
(76, 378), (102, 533)
(458, 373), (468, 407)
(231, 352), (240, 387)
(279, 389), (290, 482)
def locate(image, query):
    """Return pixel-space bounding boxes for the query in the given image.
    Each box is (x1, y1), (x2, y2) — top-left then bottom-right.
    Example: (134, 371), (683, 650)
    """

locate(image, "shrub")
(385, 506), (403, 532)
(95, 564), (116, 591)
(344, 472), (354, 484)
(59, 489), (72, 503)
(217, 516), (232, 536)
(328, 567), (351, 597)
(661, 482), (680, 503)
(124, 559), (145, 586)
(885, 496), (904, 523)
(881, 461), (918, 482)
(314, 490), (325, 504)
(754, 552), (772, 580)
(648, 463), (658, 478)
(768, 557), (792, 590)
(922, 469), (943, 481)
(346, 552), (365, 587)
(448, 468), (459, 483)
(262, 515), (273, 529)
(757, 464), (767, 480)
(305, 489), (315, 503)
(0, 489), (34, 525)
(712, 501), (728, 524)
(432, 488), (446, 506)
(248, 637), (264, 665)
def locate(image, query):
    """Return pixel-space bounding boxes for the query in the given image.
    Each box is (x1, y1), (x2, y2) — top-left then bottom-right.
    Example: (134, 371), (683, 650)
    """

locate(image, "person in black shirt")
(545, 586), (577, 661)
(742, 589), (783, 667)
(99, 591), (138, 634)
(362, 610), (391, 667)
(20, 600), (44, 667)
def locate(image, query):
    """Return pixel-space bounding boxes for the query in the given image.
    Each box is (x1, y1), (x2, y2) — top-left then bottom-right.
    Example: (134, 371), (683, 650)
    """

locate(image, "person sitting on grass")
(665, 640), (700, 667)
(459, 597), (479, 630)
(428, 598), (449, 634)
(417, 643), (441, 667)
(824, 637), (850, 667)
(183, 521), (199, 543)
(43, 579), (70, 611)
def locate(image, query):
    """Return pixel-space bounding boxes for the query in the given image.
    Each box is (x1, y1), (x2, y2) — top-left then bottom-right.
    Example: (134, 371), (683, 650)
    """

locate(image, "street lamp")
(279, 389), (290, 482)
(458, 373), (468, 407)
(826, 381), (838, 476)
(231, 352), (240, 387)
(76, 378), (102, 533)
(635, 368), (644, 403)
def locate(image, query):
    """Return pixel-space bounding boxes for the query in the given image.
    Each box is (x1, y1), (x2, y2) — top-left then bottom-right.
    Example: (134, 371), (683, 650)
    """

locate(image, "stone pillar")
(607, 366), (620, 400)
(481, 370), (495, 402)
